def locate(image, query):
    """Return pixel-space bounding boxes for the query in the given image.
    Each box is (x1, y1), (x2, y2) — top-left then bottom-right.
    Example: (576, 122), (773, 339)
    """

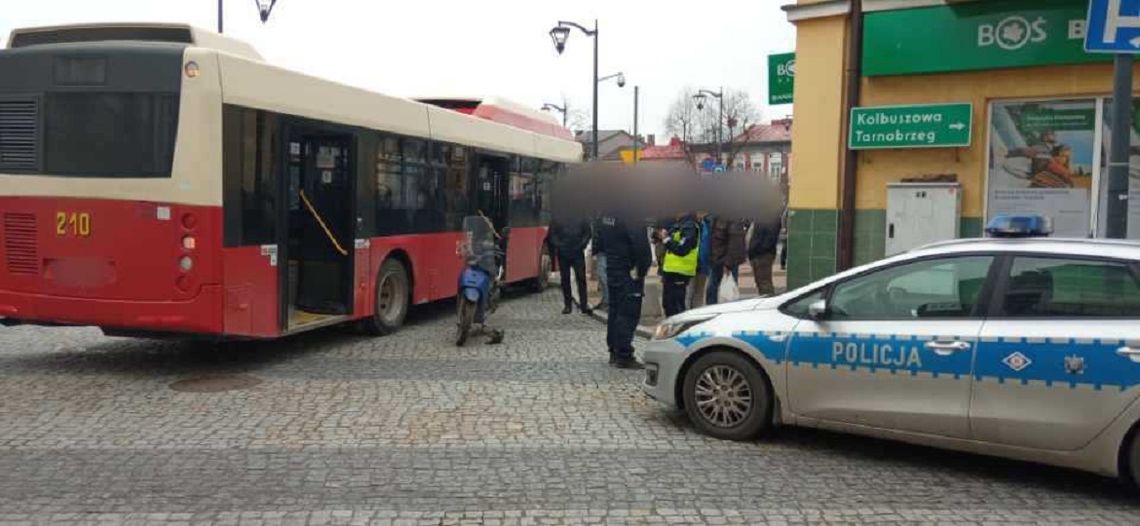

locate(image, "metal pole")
(591, 19), (599, 161)
(1107, 54), (1133, 239)
(218, 0), (224, 33)
(837, 0), (863, 271)
(633, 86), (639, 165)
(562, 101), (568, 128)
(717, 87), (724, 167)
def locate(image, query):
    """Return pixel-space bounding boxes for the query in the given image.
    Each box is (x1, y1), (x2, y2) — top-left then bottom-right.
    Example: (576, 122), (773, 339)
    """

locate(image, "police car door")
(971, 254), (1140, 450)
(786, 255), (995, 439)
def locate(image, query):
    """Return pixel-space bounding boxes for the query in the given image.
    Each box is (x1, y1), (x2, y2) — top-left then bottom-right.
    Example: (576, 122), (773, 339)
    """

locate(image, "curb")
(585, 308), (656, 340)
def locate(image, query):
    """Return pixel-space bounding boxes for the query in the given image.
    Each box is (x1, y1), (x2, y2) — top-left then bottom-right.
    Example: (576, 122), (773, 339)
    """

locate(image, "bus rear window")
(42, 92), (178, 178)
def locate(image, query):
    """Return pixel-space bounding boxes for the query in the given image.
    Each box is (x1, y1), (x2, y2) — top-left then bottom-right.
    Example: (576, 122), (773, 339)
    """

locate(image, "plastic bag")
(718, 274), (740, 303)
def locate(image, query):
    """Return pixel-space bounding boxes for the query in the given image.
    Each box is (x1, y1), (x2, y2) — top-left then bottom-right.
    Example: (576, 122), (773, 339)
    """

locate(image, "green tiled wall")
(786, 208), (838, 289)
(787, 209), (985, 288)
(960, 217), (984, 239)
(853, 209), (886, 266)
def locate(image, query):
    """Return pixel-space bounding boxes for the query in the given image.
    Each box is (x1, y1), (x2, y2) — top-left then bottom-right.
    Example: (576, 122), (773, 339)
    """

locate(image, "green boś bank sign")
(864, 0), (1112, 77)
(768, 52), (795, 105)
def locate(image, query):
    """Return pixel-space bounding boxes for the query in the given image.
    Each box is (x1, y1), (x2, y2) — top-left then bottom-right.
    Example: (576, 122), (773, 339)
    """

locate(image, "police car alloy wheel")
(682, 351), (772, 440)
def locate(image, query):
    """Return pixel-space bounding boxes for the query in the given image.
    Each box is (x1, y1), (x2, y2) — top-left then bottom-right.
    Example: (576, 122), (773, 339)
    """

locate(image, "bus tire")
(362, 259), (410, 336)
(526, 245), (552, 293)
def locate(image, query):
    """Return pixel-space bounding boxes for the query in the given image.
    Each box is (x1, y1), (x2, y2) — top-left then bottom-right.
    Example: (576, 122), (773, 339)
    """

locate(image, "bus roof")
(5, 22), (582, 162)
(7, 23), (261, 61)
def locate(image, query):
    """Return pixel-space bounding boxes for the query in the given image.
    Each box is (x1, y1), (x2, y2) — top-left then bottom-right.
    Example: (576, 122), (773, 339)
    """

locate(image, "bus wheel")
(526, 246), (552, 293)
(363, 259), (410, 336)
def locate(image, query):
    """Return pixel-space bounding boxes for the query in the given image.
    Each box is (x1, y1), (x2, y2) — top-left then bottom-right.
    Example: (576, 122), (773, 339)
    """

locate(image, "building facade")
(785, 0), (1140, 288)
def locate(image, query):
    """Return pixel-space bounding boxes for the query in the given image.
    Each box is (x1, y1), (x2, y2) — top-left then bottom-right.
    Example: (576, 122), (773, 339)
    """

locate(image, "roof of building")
(733, 119), (793, 144)
(639, 137), (688, 160)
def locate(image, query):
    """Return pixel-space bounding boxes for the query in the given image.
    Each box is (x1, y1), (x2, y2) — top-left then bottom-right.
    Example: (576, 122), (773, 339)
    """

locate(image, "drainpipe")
(837, 0), (863, 271)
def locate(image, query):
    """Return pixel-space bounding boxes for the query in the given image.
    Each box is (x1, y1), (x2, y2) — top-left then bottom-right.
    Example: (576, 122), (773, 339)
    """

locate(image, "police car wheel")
(682, 350), (771, 441)
(1126, 429), (1140, 489)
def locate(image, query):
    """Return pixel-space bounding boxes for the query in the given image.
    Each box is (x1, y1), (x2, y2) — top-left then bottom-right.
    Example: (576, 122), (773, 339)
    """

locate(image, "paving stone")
(0, 290), (1139, 524)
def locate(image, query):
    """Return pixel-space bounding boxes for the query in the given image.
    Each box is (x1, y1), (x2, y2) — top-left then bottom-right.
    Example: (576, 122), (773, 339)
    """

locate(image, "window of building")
(999, 257), (1140, 317)
(986, 99), (1096, 238)
(768, 153), (782, 181)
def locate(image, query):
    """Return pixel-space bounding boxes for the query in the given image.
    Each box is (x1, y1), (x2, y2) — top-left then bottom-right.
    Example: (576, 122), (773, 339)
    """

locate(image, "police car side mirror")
(808, 299), (829, 321)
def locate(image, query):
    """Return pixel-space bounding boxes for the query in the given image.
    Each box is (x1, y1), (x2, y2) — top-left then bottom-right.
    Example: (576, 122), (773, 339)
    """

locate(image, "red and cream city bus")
(0, 24), (580, 338)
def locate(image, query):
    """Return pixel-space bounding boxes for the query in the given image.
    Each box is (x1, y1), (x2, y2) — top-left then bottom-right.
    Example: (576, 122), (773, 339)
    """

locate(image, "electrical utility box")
(885, 182), (961, 256)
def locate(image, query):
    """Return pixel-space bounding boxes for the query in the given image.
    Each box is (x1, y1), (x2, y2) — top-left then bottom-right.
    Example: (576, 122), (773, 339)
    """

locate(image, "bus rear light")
(181, 213), (197, 229)
(184, 61), (200, 78)
(175, 275), (191, 291)
(181, 235), (196, 250)
(179, 256), (193, 272)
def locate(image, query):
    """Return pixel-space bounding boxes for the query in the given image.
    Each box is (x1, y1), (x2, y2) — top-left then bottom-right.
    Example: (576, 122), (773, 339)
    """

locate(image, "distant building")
(687, 118), (792, 197)
(731, 118), (792, 196)
(575, 129), (641, 162)
(637, 136), (690, 168)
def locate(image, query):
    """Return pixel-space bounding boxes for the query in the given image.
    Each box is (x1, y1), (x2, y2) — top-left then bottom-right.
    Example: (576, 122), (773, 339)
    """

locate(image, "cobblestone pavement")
(2, 290), (1140, 525)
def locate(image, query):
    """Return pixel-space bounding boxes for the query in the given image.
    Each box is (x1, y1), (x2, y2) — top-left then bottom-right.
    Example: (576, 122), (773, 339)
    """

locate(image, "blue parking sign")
(1086, 0), (1140, 53)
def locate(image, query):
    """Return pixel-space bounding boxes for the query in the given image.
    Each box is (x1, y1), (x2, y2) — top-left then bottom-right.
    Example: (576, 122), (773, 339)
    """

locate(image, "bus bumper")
(0, 285), (224, 335)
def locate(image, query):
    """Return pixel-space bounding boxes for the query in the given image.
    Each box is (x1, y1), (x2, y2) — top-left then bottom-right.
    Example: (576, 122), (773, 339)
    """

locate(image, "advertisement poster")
(987, 99), (1095, 237)
(1096, 98), (1140, 239)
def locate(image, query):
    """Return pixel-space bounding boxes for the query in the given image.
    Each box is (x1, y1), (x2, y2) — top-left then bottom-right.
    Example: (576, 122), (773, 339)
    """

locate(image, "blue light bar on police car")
(984, 214), (1052, 238)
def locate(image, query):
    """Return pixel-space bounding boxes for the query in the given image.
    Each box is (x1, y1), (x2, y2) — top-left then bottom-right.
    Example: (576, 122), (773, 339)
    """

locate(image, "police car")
(642, 216), (1140, 484)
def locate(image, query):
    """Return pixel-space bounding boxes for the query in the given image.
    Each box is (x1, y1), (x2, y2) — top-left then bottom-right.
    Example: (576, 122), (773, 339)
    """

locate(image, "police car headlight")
(652, 315), (716, 340)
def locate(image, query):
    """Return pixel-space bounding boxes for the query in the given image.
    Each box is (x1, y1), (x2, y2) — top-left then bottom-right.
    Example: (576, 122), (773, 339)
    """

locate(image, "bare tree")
(719, 89), (763, 164)
(664, 87), (762, 168)
(565, 106), (590, 135)
(663, 87), (703, 167)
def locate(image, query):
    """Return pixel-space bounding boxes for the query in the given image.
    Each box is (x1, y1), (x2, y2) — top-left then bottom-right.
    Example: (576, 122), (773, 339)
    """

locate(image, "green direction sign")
(768, 52), (794, 105)
(863, 0), (1110, 77)
(849, 103), (973, 149)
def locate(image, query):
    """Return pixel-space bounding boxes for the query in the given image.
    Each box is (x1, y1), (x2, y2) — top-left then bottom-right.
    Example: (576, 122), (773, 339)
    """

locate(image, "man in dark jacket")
(549, 215), (593, 314)
(661, 212), (700, 317)
(706, 216), (747, 305)
(748, 216), (781, 296)
(596, 212), (651, 369)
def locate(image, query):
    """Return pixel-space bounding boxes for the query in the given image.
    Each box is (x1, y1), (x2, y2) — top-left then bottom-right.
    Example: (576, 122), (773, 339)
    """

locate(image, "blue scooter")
(455, 215), (506, 346)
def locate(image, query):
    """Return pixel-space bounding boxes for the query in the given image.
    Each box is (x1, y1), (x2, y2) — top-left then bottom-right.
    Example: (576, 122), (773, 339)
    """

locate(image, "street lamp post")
(550, 20), (599, 160)
(218, 0), (279, 33)
(541, 102), (568, 128)
(694, 87), (724, 168)
(632, 85), (639, 165)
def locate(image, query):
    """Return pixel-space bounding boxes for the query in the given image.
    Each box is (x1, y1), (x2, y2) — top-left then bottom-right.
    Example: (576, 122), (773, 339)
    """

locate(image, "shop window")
(986, 99), (1095, 238)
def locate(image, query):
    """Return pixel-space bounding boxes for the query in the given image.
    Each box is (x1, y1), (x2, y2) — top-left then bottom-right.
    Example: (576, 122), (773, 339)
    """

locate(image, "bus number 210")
(55, 212), (91, 237)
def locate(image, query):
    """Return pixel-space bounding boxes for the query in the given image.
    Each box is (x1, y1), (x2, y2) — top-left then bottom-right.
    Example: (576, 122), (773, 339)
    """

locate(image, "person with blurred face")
(706, 215), (747, 305)
(596, 209), (651, 369)
(688, 212), (713, 309)
(661, 212), (700, 317)
(748, 214), (781, 296)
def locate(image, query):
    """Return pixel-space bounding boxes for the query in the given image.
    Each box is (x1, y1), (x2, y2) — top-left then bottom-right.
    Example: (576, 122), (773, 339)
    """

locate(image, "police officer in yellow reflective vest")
(661, 212), (700, 317)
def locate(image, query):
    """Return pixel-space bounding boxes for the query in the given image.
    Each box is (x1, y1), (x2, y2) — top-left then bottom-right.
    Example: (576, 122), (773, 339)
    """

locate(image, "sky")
(0, 0), (796, 141)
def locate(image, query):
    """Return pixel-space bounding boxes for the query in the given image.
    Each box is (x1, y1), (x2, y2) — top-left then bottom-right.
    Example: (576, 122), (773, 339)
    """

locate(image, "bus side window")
(443, 144), (470, 231)
(222, 105), (277, 247)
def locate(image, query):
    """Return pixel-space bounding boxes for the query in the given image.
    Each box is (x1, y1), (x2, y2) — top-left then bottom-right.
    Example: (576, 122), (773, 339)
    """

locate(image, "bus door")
(473, 154), (511, 275)
(280, 127), (356, 331)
